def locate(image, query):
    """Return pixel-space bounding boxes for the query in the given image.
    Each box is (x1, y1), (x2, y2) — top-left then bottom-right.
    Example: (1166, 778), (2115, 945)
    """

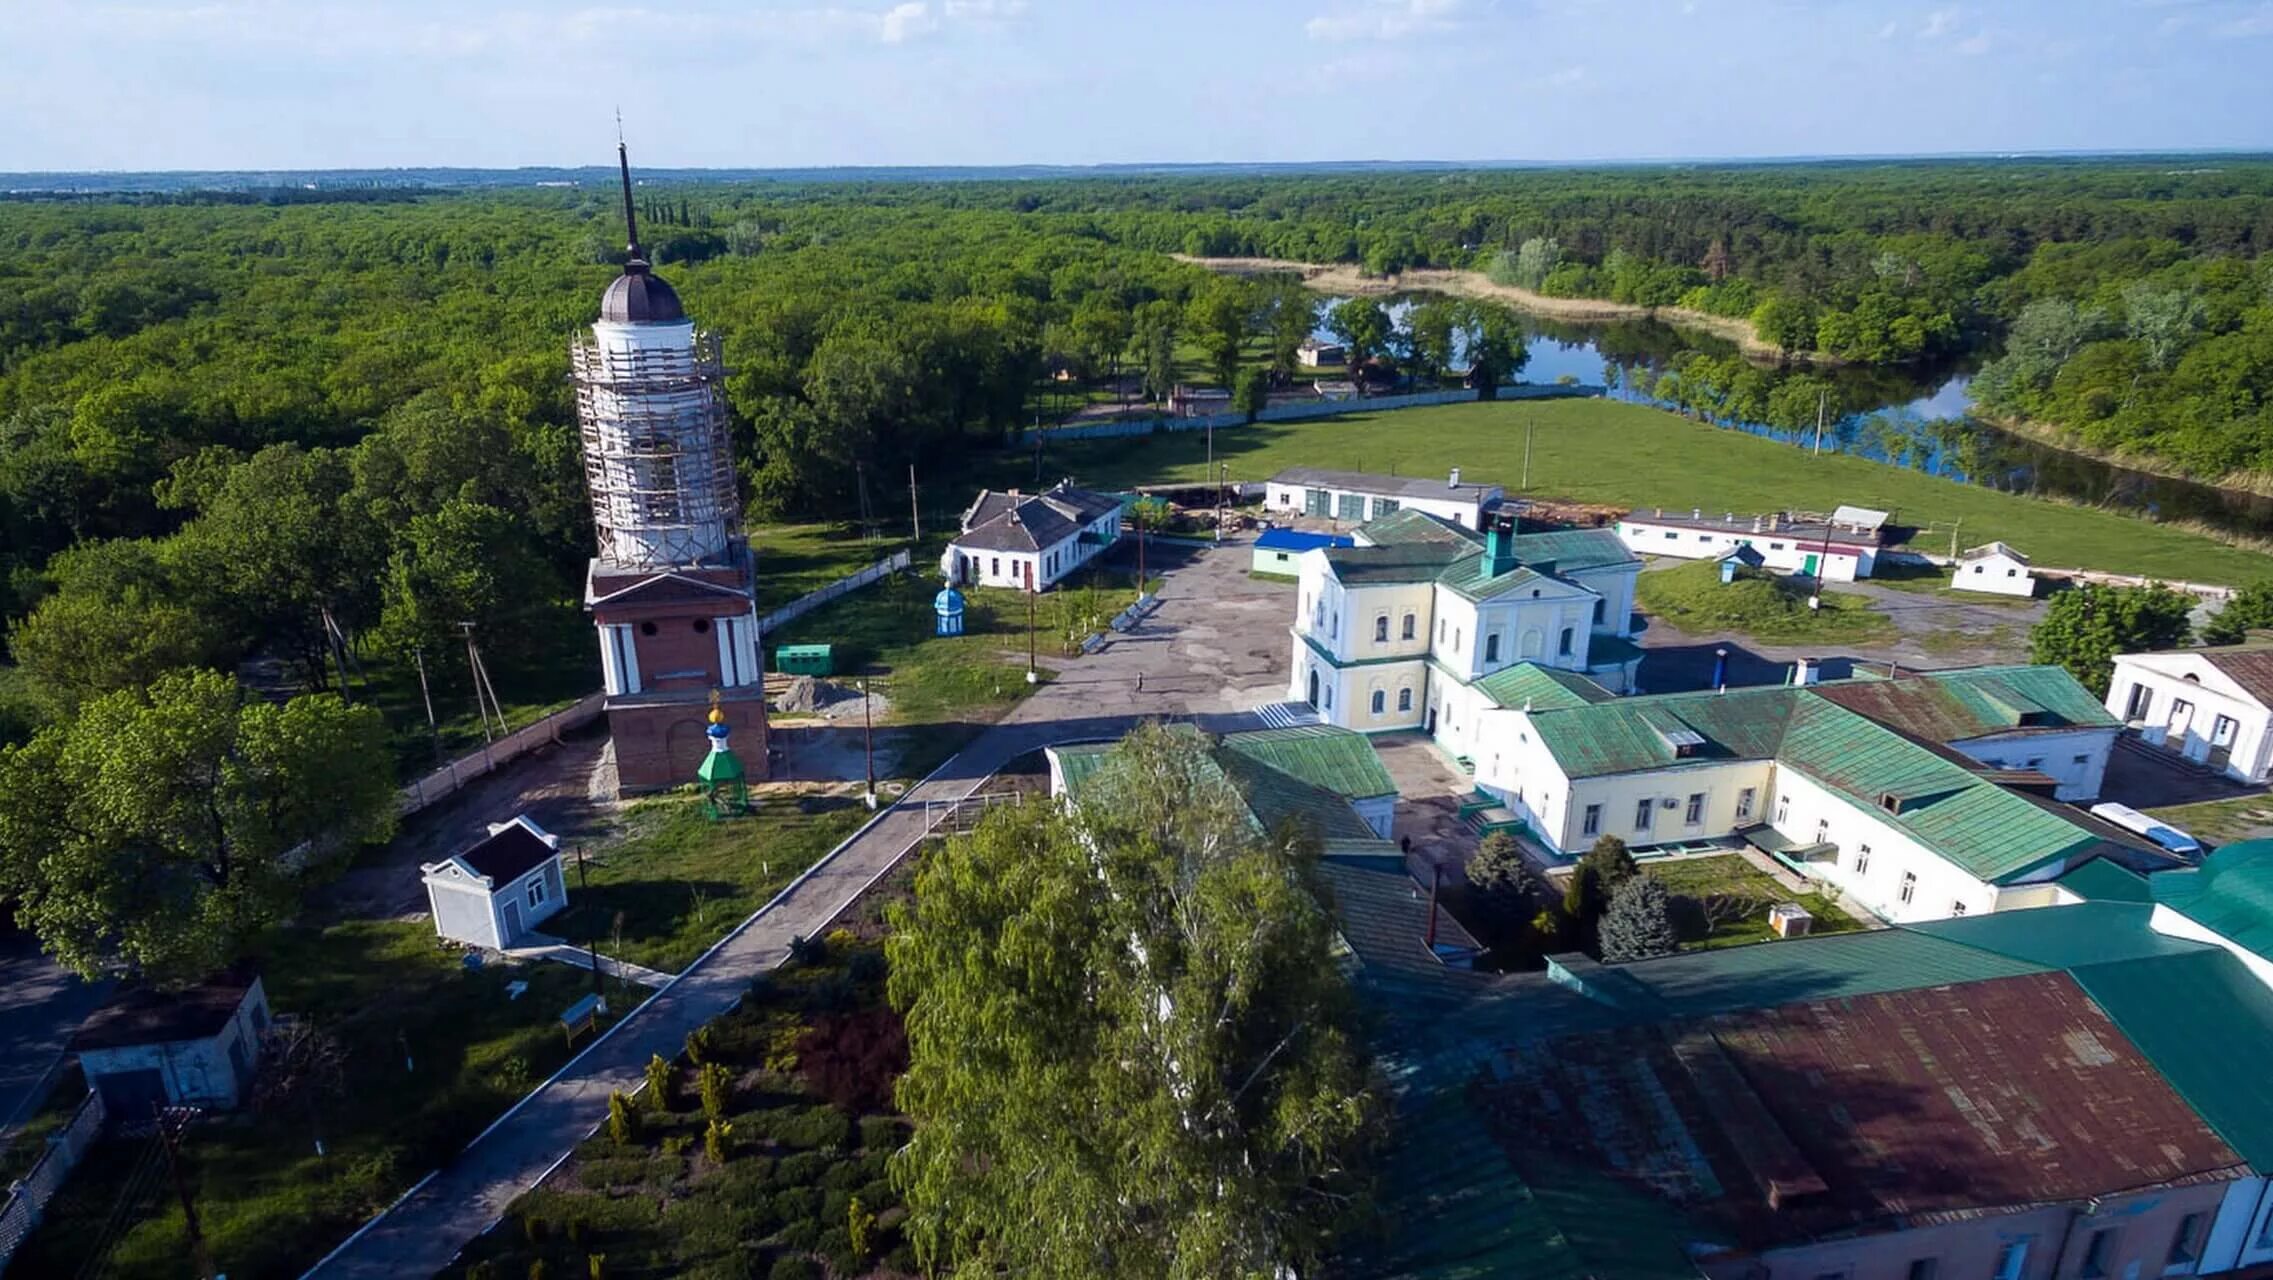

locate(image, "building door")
(1801, 553), (1820, 576)
(2211, 715), (2240, 770)
(1305, 488), (1330, 517)
(95, 1067), (168, 1116)
(500, 899), (524, 945)
(1307, 669), (1319, 708)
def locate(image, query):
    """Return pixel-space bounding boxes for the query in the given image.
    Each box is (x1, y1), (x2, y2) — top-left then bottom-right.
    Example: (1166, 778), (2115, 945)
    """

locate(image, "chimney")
(1692, 507), (1702, 520)
(1448, 466), (1462, 489)
(1485, 508), (1520, 577)
(1752, 514), (1764, 533)
(1790, 657), (1819, 687)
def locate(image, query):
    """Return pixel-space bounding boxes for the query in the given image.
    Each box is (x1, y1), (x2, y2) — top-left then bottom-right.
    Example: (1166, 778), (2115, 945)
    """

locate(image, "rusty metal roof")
(1475, 971), (2244, 1253)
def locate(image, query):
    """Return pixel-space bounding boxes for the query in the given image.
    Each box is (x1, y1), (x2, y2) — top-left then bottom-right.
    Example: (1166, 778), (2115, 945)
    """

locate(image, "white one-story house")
(1952, 541), (2037, 597)
(2106, 638), (2273, 783)
(1613, 505), (1888, 582)
(1265, 466), (1504, 529)
(421, 815), (569, 949)
(72, 967), (272, 1113)
(940, 481), (1124, 592)
(1296, 339), (1347, 368)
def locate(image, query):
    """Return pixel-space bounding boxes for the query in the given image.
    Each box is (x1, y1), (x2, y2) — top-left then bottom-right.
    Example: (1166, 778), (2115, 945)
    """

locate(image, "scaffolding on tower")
(570, 330), (741, 569)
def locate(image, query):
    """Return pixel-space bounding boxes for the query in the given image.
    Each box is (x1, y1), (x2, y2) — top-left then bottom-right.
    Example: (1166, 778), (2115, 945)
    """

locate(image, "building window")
(1664, 530), (1678, 540)
(527, 876), (546, 908)
(1991, 1239), (2029, 1280)
(2072, 753), (2090, 765)
(1401, 612), (1416, 640)
(1439, 618), (1447, 643)
(1454, 627), (1463, 652)
(2080, 1228), (2115, 1279)
(1371, 690), (1385, 715)
(1398, 687), (1412, 712)
(1485, 633), (1501, 663)
(1375, 615), (1389, 643)
(2125, 684), (2153, 720)
(990, 557), (1000, 576)
(2025, 757), (2044, 770)
(1684, 793), (1705, 825)
(2169, 1213), (2205, 1271)
(1592, 599), (1606, 626)
(1736, 788), (1756, 820)
(1951, 900), (1968, 917)
(1634, 799), (1654, 833)
(1322, 684), (1332, 709)
(692, 618), (710, 634)
(1559, 627), (1574, 656)
(639, 620), (657, 637)
(1815, 818), (1830, 845)
(1899, 872), (1917, 905)
(1775, 794), (1790, 824)
(1582, 804), (1602, 836)
(1855, 844), (1871, 874)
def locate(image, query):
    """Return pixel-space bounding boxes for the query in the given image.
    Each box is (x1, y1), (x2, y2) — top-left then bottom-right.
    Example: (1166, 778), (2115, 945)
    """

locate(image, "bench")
(559, 993), (607, 1048)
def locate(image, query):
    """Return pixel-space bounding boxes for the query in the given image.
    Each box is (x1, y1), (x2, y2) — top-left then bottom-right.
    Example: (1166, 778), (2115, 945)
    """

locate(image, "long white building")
(1614, 504), (1889, 582)
(2107, 638), (2273, 784)
(1286, 507), (1643, 759)
(1265, 466), (1505, 530)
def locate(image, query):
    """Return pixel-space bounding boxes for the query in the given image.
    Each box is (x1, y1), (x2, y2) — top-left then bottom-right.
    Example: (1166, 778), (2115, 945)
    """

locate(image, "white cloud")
(1958, 29), (1992, 53)
(879, 1), (935, 42)
(1545, 64), (1586, 86)
(1876, 19), (1899, 38)
(1305, 0), (1464, 42)
(1919, 6), (1959, 37)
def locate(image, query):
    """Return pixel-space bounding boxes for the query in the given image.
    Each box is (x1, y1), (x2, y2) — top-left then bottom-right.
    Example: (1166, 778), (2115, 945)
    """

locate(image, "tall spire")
(617, 133), (644, 268)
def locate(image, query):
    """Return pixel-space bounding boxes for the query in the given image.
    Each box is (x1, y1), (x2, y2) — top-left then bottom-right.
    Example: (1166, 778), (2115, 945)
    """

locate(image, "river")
(1315, 297), (2273, 540)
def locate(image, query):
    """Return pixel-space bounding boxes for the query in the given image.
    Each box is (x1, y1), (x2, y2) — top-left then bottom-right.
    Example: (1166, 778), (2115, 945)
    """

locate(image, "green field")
(1007, 399), (2272, 585)
(1643, 855), (1863, 949)
(548, 794), (870, 975)
(751, 522), (922, 613)
(1635, 560), (1895, 646)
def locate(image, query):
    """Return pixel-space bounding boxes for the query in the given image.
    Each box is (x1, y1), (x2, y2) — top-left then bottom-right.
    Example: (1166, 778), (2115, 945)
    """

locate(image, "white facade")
(1952, 544), (2037, 597)
(1265, 469), (1503, 529)
(421, 817), (569, 950)
(1945, 726), (2115, 802)
(942, 502), (1123, 593)
(2106, 651), (2273, 783)
(1615, 513), (1877, 582)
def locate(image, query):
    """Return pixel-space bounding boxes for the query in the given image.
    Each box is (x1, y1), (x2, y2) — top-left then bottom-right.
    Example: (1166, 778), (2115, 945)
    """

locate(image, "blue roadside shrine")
(934, 578), (967, 636)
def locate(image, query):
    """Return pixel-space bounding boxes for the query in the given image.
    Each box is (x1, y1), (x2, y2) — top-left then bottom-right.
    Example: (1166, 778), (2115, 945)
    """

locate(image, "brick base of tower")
(608, 688), (770, 792)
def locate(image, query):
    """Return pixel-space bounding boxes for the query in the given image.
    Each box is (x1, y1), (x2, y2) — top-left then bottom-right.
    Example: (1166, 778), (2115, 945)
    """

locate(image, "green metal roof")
(1612, 926), (2051, 1020)
(1777, 697), (2108, 884)
(2071, 948), (2273, 1169)
(1356, 507), (1483, 549)
(1911, 900), (2211, 969)
(1221, 750), (1381, 842)
(2153, 839), (2273, 960)
(1506, 528), (1639, 574)
(1048, 741), (1118, 796)
(1322, 542), (1465, 585)
(1816, 664), (2118, 743)
(2056, 857), (2157, 904)
(1434, 553), (1552, 602)
(1220, 725), (1398, 799)
(1472, 664), (1615, 711)
(695, 744), (744, 784)
(1523, 685), (1802, 777)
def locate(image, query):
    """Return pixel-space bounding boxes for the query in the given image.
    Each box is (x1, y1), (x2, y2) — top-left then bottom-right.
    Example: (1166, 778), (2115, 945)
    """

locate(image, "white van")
(2089, 801), (2205, 860)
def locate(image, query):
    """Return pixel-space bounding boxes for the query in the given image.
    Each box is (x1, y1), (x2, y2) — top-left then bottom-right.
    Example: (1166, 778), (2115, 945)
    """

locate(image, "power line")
(72, 1127), (171, 1280)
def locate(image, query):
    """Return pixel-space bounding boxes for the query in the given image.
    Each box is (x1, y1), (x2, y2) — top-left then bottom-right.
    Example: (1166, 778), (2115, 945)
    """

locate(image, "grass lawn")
(1869, 559), (2045, 607)
(359, 604), (600, 778)
(0, 1062), (86, 1184)
(548, 793), (872, 975)
(989, 398), (2272, 585)
(18, 920), (632, 1280)
(1644, 855), (1863, 949)
(1636, 559), (1896, 646)
(752, 521), (920, 613)
(2146, 794), (2273, 846)
(441, 938), (915, 1280)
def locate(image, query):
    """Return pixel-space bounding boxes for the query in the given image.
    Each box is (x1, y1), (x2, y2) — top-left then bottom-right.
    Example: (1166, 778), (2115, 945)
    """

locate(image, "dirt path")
(1174, 254), (1825, 365)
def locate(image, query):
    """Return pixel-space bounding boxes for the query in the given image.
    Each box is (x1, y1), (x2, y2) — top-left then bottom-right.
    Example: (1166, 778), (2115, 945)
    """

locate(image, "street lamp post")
(1026, 574), (1039, 684)
(860, 677), (877, 810)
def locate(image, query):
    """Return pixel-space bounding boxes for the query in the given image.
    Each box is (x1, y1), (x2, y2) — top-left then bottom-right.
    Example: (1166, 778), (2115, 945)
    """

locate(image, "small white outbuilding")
(1952, 542), (2037, 598)
(421, 815), (568, 949)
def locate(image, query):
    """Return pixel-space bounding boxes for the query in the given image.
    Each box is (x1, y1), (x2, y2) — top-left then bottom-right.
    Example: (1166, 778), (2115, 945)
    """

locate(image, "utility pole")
(1135, 500), (1146, 596)
(156, 1106), (217, 1280)
(412, 646), (443, 766)
(1025, 574), (1038, 684)
(575, 845), (603, 1005)
(908, 464), (920, 540)
(1813, 388), (1827, 457)
(860, 677), (877, 810)
(1522, 414), (1536, 491)
(1949, 518), (1962, 561)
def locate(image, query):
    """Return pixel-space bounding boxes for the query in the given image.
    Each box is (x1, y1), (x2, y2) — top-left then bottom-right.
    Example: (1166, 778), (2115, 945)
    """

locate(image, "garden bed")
(1643, 855), (1863, 949)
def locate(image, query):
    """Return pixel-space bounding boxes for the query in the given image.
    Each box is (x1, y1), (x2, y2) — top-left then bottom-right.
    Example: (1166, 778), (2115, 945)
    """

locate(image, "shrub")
(773, 1186), (824, 1222)
(857, 1114), (903, 1152)
(586, 1255), (606, 1280)
(847, 1195), (877, 1266)
(686, 1026), (713, 1064)
(817, 1224), (858, 1275)
(777, 1219), (823, 1251)
(788, 933), (828, 966)
(645, 1054), (673, 1110)
(768, 1256), (822, 1280)
(796, 1009), (908, 1114)
(607, 1091), (634, 1147)
(846, 948), (887, 986)
(528, 1263), (548, 1280)
(1581, 835), (1638, 891)
(774, 1151), (831, 1187)
(820, 1159), (866, 1192)
(706, 1118), (733, 1164)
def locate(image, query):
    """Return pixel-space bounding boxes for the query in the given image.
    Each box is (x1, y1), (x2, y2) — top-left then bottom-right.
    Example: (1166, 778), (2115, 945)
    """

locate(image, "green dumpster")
(775, 644), (835, 677)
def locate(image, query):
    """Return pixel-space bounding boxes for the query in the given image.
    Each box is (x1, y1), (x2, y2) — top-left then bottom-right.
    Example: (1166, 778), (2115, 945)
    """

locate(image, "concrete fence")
(1016, 383), (1598, 448)
(758, 548), (914, 634)
(0, 1088), (105, 1270)
(1878, 548), (2237, 601)
(396, 693), (608, 818)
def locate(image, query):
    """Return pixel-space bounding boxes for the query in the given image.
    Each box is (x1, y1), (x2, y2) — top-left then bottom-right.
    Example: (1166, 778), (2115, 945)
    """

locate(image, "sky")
(5, 0), (2272, 172)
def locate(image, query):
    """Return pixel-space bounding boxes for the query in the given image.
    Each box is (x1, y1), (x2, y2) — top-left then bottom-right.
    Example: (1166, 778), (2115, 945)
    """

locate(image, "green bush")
(768, 1256), (822, 1280)
(576, 1157), (651, 1190)
(817, 1224), (857, 1274)
(773, 1186), (824, 1223)
(820, 1159), (865, 1192)
(776, 1218), (823, 1251)
(856, 1114), (902, 1152)
(773, 1151), (831, 1187)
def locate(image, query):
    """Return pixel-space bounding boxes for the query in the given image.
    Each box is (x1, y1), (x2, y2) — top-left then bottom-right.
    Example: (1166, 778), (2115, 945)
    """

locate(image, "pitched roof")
(1811, 664), (2117, 743)
(1958, 540), (2029, 564)
(2197, 641), (2273, 706)
(953, 484), (1122, 553)
(1522, 684), (1803, 777)
(1829, 503), (1890, 532)
(1053, 728), (1387, 843)
(1321, 542), (1466, 585)
(1473, 663), (1616, 711)
(1273, 466), (1500, 502)
(2056, 856), (2156, 904)
(2070, 947), (2273, 1169)
(1219, 725), (1397, 799)
(1312, 852), (1483, 978)
(453, 817), (560, 885)
(1355, 506), (1485, 549)
(2154, 838), (2273, 958)
(1504, 528), (1639, 575)
(1908, 899), (2204, 968)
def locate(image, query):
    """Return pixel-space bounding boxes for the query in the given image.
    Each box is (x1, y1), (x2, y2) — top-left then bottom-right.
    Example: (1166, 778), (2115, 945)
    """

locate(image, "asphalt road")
(0, 936), (107, 1133)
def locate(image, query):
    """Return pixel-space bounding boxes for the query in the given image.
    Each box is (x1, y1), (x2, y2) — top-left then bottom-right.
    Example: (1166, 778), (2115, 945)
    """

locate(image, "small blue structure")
(1253, 528), (1354, 576)
(1717, 543), (1766, 584)
(934, 579), (967, 636)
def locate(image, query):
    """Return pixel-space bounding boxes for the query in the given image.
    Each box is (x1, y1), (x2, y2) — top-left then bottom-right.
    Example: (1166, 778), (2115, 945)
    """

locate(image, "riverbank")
(1975, 411), (2273, 499)
(1174, 254), (1836, 367)
(1008, 397), (2273, 586)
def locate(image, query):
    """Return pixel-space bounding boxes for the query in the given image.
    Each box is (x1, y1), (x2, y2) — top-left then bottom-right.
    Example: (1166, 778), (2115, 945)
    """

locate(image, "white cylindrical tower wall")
(573, 318), (738, 567)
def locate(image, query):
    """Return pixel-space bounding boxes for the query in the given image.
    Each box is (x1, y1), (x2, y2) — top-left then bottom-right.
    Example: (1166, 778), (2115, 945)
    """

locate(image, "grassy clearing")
(994, 398), (2273, 585)
(19, 920), (631, 1280)
(359, 605), (599, 778)
(1869, 559), (2046, 606)
(548, 793), (871, 975)
(752, 521), (918, 613)
(2146, 794), (2273, 845)
(0, 1062), (86, 1184)
(1643, 855), (1863, 949)
(441, 938), (913, 1280)
(1636, 560), (1895, 646)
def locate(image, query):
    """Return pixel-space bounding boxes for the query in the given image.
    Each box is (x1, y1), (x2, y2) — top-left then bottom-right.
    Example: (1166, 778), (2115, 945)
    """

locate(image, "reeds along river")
(1318, 296), (2273, 542)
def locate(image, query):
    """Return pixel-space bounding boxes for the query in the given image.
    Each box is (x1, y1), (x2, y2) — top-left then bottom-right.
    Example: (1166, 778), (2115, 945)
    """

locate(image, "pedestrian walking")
(1136, 671), (1146, 692)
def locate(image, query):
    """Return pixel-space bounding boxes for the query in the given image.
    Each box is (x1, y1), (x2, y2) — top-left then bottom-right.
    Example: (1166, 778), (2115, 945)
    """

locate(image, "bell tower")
(575, 140), (768, 792)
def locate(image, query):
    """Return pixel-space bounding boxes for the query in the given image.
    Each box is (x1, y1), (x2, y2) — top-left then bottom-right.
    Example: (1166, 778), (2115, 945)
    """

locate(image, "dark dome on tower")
(600, 263), (684, 324)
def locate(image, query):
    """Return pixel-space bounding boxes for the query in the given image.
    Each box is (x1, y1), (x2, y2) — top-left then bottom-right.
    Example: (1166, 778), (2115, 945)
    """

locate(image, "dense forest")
(3, 158), (2271, 755)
